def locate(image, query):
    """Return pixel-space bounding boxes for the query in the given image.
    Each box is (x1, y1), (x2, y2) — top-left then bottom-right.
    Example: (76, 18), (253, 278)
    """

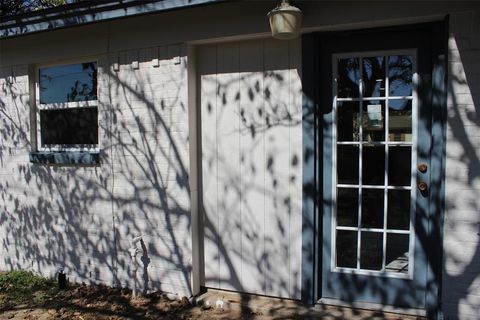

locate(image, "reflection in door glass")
(363, 56), (385, 97)
(360, 232), (383, 270)
(388, 147), (412, 186)
(337, 102), (360, 141)
(389, 100), (412, 142)
(363, 101), (385, 142)
(334, 52), (415, 276)
(336, 230), (358, 268)
(386, 234), (409, 274)
(337, 58), (360, 98)
(337, 188), (358, 227)
(387, 190), (411, 230)
(388, 55), (412, 97)
(363, 146), (385, 185)
(337, 145), (359, 184)
(361, 189), (384, 228)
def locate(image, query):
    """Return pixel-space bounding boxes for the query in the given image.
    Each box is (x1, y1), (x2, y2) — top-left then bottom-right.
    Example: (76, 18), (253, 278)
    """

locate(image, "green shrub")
(0, 270), (58, 309)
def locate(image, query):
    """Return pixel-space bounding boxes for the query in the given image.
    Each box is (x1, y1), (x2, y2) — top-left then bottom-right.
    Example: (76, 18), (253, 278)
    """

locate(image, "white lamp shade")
(268, 1), (302, 40)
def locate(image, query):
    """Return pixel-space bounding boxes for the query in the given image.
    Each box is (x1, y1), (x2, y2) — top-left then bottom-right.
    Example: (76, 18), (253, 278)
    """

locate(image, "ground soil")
(0, 283), (229, 320)
(0, 283), (421, 320)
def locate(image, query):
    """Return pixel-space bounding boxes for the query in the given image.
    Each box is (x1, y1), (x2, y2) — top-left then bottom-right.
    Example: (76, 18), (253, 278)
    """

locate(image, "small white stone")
(166, 293), (178, 301)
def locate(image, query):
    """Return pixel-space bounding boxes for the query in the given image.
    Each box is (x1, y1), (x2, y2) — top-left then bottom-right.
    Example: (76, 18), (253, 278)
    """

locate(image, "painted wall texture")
(199, 39), (302, 299)
(0, 1), (479, 318)
(443, 10), (480, 320)
(0, 45), (192, 296)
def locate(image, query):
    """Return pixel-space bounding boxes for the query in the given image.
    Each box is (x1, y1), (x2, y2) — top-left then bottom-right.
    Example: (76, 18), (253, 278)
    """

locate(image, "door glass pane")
(363, 101), (385, 142)
(336, 230), (358, 268)
(363, 56), (385, 97)
(386, 234), (409, 274)
(388, 55), (413, 97)
(388, 147), (412, 186)
(363, 146), (385, 185)
(337, 145), (359, 184)
(337, 58), (360, 98)
(337, 188), (358, 227)
(333, 52), (416, 276)
(389, 100), (412, 142)
(337, 102), (360, 141)
(360, 232), (383, 270)
(361, 189), (384, 228)
(388, 190), (411, 230)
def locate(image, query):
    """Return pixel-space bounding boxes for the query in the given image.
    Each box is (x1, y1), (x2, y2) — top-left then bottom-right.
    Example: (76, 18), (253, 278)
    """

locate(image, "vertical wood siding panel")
(199, 45), (219, 288)
(239, 40), (266, 295)
(200, 38), (303, 299)
(216, 42), (242, 291)
(263, 39), (291, 298)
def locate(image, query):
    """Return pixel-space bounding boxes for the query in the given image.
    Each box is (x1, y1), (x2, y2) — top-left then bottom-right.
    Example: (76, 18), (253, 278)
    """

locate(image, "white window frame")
(331, 49), (418, 280)
(35, 58), (100, 152)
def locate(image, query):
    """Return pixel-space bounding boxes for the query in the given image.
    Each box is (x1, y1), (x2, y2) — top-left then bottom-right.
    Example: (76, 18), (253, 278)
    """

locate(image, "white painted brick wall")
(0, 44), (191, 297)
(443, 10), (480, 320)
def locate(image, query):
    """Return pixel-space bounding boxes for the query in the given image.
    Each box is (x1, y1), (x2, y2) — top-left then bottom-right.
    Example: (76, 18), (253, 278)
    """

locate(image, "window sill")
(29, 151), (100, 165)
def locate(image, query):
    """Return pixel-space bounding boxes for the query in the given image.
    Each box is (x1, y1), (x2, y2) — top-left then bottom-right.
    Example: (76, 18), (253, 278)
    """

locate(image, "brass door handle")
(418, 163), (428, 173)
(418, 181), (428, 192)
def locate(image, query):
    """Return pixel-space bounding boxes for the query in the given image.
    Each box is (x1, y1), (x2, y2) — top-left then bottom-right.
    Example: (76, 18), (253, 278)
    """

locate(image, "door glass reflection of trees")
(334, 52), (415, 275)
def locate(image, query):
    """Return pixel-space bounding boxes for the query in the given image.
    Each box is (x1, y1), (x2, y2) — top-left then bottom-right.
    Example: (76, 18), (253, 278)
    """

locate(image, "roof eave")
(0, 0), (223, 39)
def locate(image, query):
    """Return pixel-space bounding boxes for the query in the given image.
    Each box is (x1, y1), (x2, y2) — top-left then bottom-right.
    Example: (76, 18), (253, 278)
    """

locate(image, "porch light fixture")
(267, 0), (302, 40)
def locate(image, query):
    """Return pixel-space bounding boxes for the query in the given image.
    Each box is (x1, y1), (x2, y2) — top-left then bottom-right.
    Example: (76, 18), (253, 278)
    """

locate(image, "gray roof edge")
(1, 0), (222, 39)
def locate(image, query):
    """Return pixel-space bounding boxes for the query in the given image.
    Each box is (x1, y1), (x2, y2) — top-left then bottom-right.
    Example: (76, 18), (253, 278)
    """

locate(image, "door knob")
(418, 163), (428, 173)
(418, 181), (428, 192)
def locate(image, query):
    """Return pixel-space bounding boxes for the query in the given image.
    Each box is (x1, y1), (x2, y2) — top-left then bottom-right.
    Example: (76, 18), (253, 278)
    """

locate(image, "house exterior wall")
(0, 42), (191, 295)
(443, 10), (480, 320)
(0, 1), (479, 318)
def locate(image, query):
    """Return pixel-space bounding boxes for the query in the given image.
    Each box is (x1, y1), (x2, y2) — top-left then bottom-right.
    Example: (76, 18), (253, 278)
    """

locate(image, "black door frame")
(301, 19), (448, 318)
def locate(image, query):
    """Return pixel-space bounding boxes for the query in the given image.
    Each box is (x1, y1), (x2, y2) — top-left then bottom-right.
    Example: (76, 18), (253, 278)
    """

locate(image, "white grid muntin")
(35, 59), (100, 152)
(331, 49), (418, 279)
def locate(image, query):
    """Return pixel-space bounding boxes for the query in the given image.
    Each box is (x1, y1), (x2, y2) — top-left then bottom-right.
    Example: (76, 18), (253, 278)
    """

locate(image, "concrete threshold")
(193, 288), (426, 319)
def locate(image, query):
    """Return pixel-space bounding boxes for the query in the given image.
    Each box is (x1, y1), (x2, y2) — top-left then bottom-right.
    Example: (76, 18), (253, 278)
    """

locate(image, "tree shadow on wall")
(1, 33), (478, 319)
(0, 47), (192, 297)
(440, 34), (480, 318)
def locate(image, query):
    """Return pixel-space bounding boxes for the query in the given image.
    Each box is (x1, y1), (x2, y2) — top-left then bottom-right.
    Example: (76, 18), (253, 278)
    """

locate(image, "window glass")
(39, 62), (97, 104)
(333, 52), (415, 276)
(336, 230), (358, 268)
(362, 101), (385, 142)
(337, 188), (358, 227)
(388, 190), (411, 230)
(337, 145), (359, 184)
(362, 146), (385, 185)
(386, 234), (409, 274)
(337, 58), (360, 98)
(361, 189), (384, 228)
(40, 108), (98, 145)
(388, 100), (412, 142)
(388, 55), (412, 97)
(360, 232), (383, 270)
(337, 102), (360, 141)
(388, 147), (412, 186)
(362, 56), (385, 97)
